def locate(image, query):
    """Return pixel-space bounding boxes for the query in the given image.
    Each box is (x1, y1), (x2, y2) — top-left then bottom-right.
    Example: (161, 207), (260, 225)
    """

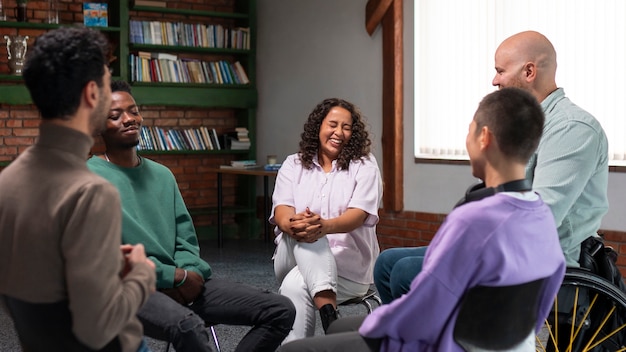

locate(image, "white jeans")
(274, 235), (369, 343)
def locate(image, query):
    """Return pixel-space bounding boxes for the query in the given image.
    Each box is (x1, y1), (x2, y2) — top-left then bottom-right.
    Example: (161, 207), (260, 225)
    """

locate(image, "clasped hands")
(289, 207), (326, 243)
(160, 268), (205, 306)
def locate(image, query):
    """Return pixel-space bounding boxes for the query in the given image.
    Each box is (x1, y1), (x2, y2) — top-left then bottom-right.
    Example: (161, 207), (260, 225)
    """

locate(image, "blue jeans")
(137, 339), (151, 352)
(138, 278), (296, 352)
(373, 247), (428, 303)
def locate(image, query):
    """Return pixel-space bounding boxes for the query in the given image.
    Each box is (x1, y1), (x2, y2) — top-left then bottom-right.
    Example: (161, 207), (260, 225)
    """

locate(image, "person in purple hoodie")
(277, 87), (566, 352)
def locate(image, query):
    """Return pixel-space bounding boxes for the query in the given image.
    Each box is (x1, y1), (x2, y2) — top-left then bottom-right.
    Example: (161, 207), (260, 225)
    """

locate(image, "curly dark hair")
(22, 27), (110, 120)
(298, 98), (371, 170)
(111, 80), (132, 94)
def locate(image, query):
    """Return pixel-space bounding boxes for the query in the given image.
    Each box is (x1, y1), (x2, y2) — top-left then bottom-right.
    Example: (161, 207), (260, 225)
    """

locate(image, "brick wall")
(377, 210), (626, 278)
(0, 0), (247, 232)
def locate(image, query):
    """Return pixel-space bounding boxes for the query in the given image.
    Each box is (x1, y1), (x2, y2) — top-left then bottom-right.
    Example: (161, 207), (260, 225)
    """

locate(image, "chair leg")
(361, 300), (373, 313)
(209, 325), (220, 352)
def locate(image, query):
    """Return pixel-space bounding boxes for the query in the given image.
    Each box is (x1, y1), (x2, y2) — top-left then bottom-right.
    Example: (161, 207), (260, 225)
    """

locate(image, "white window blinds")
(414, 0), (626, 166)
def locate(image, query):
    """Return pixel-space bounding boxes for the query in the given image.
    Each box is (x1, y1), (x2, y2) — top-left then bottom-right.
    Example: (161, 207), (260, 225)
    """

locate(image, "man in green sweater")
(87, 80), (295, 352)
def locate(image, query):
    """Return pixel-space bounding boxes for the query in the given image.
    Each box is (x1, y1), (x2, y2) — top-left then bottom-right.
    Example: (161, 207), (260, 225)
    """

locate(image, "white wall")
(257, 1), (626, 231)
(256, 0), (383, 165)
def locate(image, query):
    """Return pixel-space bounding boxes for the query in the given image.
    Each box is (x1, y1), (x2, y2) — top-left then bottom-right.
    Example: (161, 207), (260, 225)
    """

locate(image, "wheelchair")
(536, 267), (626, 352)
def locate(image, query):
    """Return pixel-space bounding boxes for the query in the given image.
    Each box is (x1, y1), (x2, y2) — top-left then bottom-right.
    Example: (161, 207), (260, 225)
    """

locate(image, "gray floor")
(0, 239), (377, 352)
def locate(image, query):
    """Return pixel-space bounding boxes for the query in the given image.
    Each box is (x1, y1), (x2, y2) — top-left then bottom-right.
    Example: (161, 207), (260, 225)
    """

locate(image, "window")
(414, 0), (626, 166)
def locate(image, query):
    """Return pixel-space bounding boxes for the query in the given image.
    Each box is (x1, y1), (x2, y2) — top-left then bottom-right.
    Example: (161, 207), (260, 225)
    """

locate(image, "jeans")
(274, 235), (369, 343)
(277, 315), (381, 352)
(137, 339), (151, 352)
(373, 246), (427, 303)
(138, 277), (296, 352)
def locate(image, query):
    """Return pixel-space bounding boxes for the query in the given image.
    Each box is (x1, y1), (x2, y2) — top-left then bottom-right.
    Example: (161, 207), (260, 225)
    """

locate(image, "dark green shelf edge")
(130, 44), (252, 55)
(0, 21), (120, 32)
(0, 161), (10, 167)
(0, 77), (125, 105)
(131, 85), (257, 108)
(131, 6), (249, 20)
(0, 85), (30, 105)
(138, 149), (250, 155)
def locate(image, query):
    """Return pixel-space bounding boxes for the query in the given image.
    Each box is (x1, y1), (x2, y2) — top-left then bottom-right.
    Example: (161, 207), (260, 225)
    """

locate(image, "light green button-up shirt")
(526, 88), (609, 266)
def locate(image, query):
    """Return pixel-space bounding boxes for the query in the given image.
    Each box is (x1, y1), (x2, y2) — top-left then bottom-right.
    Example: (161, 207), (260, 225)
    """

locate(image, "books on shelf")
(137, 126), (224, 152)
(222, 126), (251, 150)
(129, 20), (250, 50)
(130, 53), (250, 85)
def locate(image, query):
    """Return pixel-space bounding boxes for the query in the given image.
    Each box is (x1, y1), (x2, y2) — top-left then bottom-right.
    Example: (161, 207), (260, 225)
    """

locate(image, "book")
(264, 164), (282, 171)
(211, 128), (221, 150)
(83, 3), (108, 27)
(220, 164), (258, 169)
(200, 127), (214, 150)
(231, 160), (256, 167)
(134, 0), (167, 7)
(233, 61), (250, 84)
(151, 52), (178, 61)
(230, 139), (251, 150)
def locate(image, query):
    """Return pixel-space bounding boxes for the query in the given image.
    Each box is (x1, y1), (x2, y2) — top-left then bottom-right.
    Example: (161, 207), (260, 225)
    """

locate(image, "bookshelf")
(0, 0), (261, 241)
(127, 0), (260, 241)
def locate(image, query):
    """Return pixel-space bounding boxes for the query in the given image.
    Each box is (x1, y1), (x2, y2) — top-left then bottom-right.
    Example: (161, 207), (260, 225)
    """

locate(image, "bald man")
(492, 31), (608, 267)
(373, 31), (609, 305)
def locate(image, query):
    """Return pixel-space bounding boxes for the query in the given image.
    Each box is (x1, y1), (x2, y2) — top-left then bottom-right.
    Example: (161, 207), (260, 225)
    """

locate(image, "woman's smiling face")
(318, 106), (353, 164)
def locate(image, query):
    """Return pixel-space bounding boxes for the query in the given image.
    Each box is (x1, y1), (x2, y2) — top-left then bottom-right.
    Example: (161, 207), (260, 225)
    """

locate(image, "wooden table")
(211, 167), (278, 248)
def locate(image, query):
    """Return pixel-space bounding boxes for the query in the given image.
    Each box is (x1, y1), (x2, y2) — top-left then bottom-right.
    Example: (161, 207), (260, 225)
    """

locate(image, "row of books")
(130, 52), (250, 84)
(138, 126), (222, 151)
(129, 20), (250, 50)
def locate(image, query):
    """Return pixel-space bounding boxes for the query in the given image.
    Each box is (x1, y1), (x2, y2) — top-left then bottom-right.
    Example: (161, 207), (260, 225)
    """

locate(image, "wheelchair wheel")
(536, 268), (626, 352)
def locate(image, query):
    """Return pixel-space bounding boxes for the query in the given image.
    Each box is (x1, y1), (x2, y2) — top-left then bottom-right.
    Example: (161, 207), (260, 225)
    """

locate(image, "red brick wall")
(377, 210), (626, 278)
(94, 105), (244, 228)
(0, 0), (246, 229)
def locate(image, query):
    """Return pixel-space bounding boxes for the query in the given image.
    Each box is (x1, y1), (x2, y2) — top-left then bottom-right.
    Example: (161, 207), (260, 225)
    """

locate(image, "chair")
(541, 268), (626, 351)
(163, 324), (220, 352)
(338, 288), (382, 314)
(453, 278), (547, 351)
(2, 295), (121, 351)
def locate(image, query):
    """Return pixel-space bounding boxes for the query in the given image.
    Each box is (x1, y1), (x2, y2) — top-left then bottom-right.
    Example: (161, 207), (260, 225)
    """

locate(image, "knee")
(374, 249), (398, 280)
(262, 292), (297, 334)
(389, 257), (422, 296)
(176, 312), (206, 335)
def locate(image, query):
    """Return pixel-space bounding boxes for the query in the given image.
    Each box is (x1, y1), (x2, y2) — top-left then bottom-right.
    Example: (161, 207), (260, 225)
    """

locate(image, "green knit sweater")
(87, 156), (211, 288)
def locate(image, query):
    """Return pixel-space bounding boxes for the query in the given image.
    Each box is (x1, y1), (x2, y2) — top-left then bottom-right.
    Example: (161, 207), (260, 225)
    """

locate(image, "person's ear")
(83, 81), (99, 109)
(523, 62), (536, 81)
(479, 126), (492, 150)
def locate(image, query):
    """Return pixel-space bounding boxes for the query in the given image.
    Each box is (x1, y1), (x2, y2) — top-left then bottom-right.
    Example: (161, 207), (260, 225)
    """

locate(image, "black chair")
(453, 278), (547, 351)
(2, 295), (121, 351)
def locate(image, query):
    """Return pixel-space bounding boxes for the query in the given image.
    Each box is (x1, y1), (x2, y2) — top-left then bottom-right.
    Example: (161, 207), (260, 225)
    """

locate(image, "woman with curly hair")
(270, 98), (382, 343)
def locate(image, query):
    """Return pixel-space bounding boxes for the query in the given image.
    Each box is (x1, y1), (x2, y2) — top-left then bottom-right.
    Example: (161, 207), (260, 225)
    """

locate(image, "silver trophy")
(4, 35), (29, 75)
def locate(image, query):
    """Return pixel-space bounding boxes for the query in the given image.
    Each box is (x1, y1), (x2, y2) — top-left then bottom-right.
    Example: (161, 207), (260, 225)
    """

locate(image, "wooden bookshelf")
(0, 0), (260, 241)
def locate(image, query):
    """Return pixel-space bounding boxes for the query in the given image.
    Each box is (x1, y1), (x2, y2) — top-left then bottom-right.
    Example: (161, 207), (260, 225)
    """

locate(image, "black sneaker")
(319, 303), (338, 333)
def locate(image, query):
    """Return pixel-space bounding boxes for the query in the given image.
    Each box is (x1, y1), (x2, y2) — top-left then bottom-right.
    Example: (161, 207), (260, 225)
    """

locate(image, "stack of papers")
(220, 160), (257, 169)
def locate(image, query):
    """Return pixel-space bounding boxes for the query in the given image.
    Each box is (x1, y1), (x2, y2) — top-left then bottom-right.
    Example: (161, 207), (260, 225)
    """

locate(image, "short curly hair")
(23, 27), (110, 120)
(298, 98), (371, 170)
